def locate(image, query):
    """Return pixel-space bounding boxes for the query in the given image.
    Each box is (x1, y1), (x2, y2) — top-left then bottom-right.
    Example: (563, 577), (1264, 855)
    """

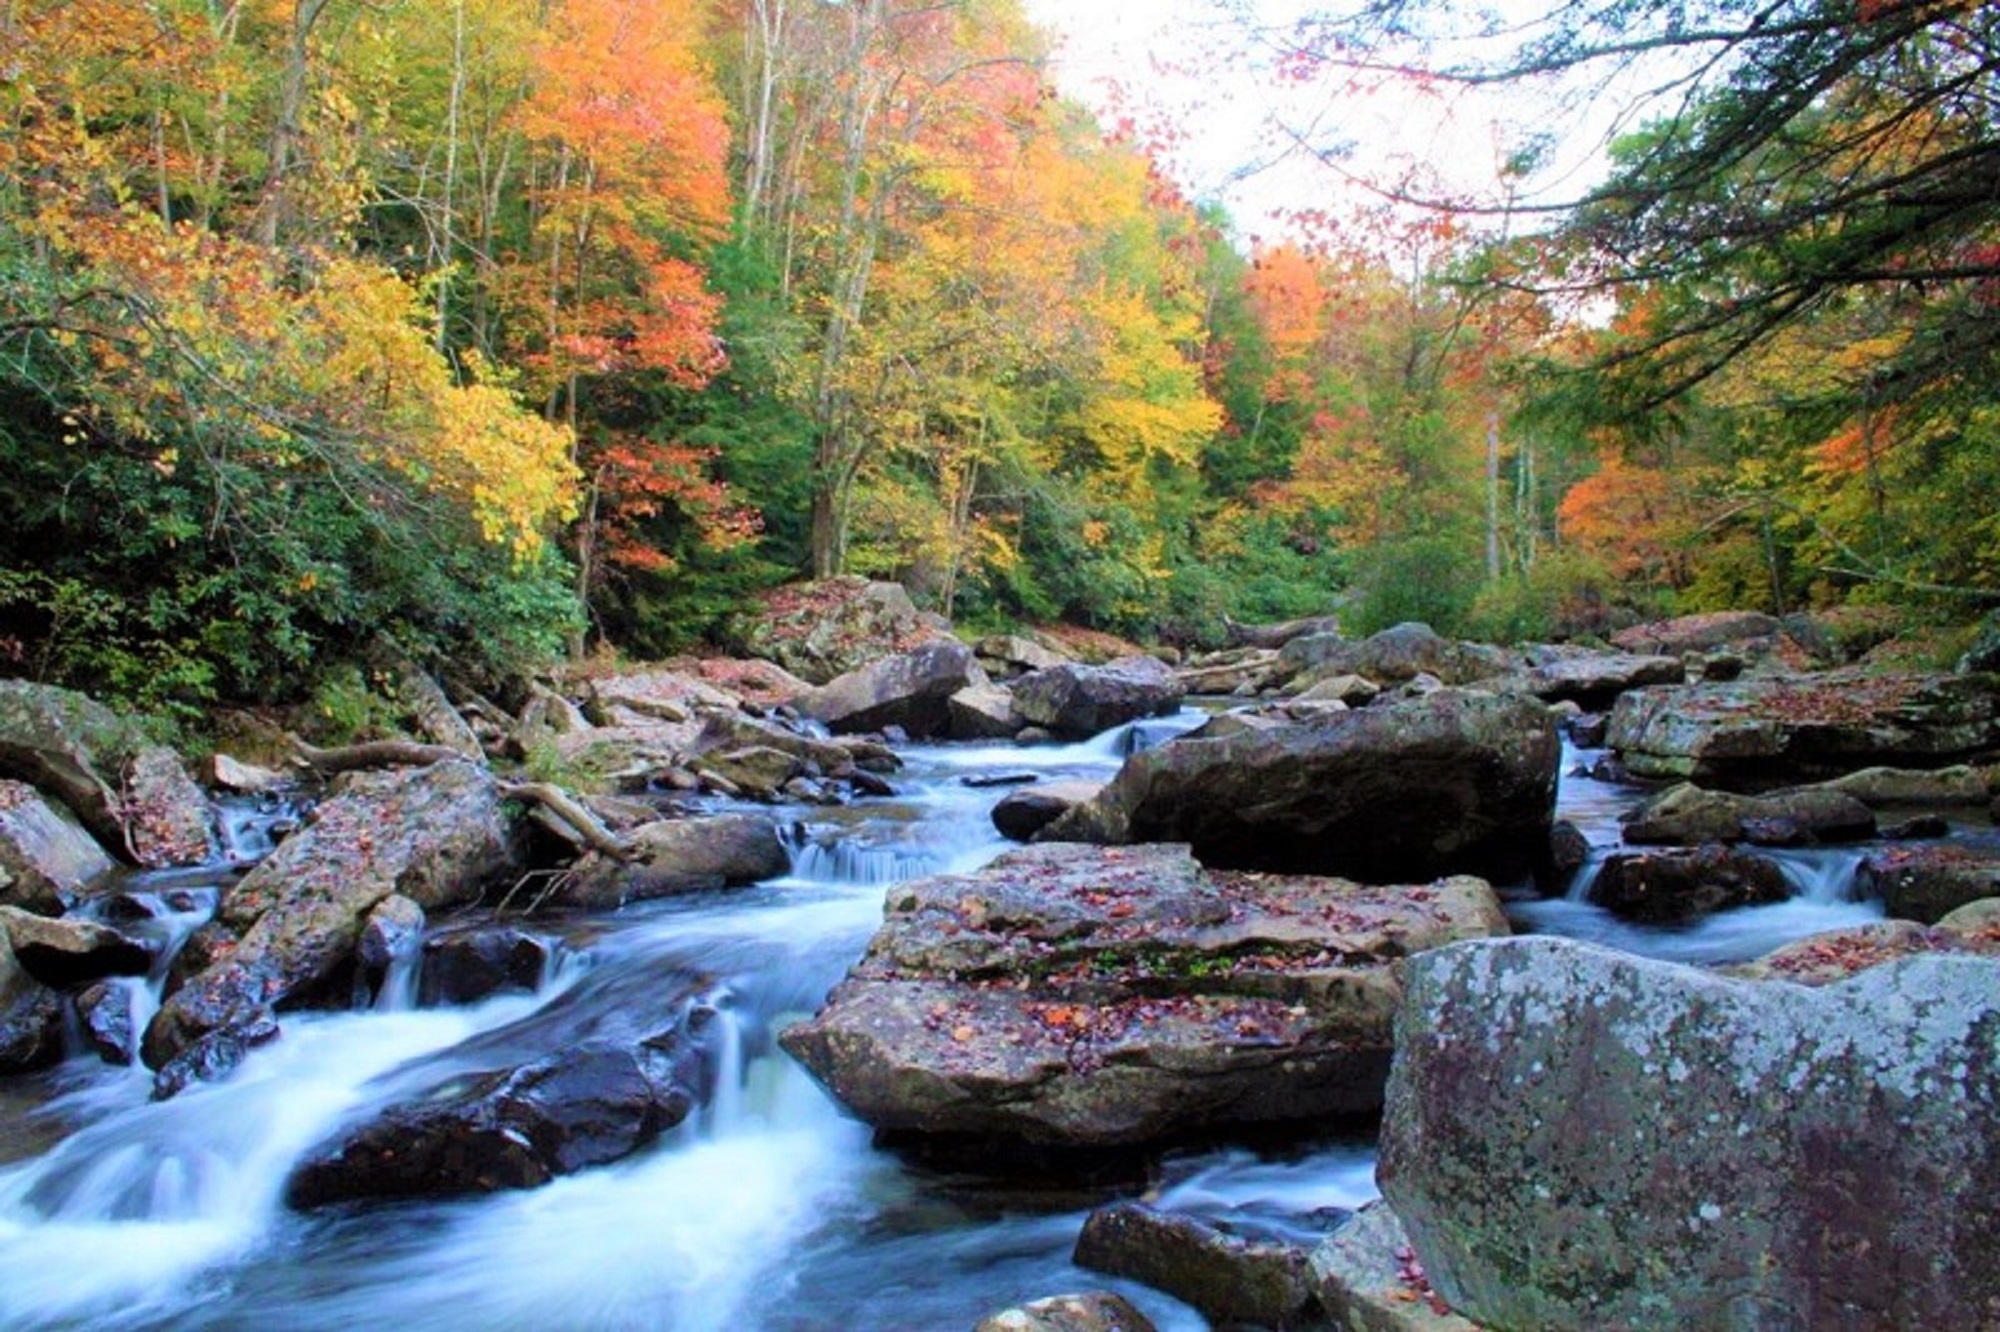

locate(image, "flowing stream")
(0, 721), (1887, 1330)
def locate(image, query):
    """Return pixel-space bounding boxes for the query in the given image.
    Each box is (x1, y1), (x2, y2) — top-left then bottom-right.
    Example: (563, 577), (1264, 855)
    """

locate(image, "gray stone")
(973, 1292), (1157, 1332)
(1294, 673), (1379, 707)
(694, 746), (805, 799)
(1282, 623), (1512, 690)
(975, 634), (1073, 679)
(1379, 936), (2000, 1332)
(728, 577), (949, 685)
(794, 639), (986, 739)
(1074, 1201), (1318, 1329)
(1041, 688), (1560, 885)
(1521, 650), (1684, 708)
(0, 905), (152, 987)
(1008, 657), (1183, 740)
(1610, 610), (1786, 657)
(991, 781), (1104, 842)
(947, 683), (1022, 740)
(554, 813), (787, 910)
(1621, 781), (1877, 845)
(1859, 843), (2000, 924)
(0, 779), (116, 911)
(1310, 1202), (1481, 1332)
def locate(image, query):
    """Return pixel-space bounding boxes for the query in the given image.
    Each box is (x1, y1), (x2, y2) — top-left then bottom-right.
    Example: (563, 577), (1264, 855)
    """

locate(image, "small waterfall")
(1768, 847), (1866, 904)
(1563, 846), (1616, 903)
(782, 834), (942, 886)
(213, 792), (309, 867)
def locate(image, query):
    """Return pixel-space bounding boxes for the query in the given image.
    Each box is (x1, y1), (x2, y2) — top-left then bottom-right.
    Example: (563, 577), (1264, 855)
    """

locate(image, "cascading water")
(0, 710), (1924, 1330)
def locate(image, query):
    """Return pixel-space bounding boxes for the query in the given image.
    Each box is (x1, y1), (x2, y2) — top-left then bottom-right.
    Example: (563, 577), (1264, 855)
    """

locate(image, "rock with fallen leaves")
(1039, 689), (1560, 885)
(779, 842), (1509, 1151)
(1379, 936), (2000, 1331)
(1857, 842), (2000, 924)
(1606, 669), (2000, 786)
(142, 760), (522, 1076)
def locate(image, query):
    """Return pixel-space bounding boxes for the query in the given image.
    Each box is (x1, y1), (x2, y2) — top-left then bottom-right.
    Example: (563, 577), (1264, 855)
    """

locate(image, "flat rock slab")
(1380, 936), (2000, 1331)
(780, 842), (1508, 1149)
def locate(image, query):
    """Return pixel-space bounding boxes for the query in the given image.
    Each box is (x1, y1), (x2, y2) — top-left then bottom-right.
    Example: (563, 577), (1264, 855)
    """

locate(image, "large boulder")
(779, 842), (1509, 1150)
(1610, 609), (1788, 658)
(1007, 657), (1183, 740)
(1378, 936), (2000, 1331)
(142, 760), (520, 1072)
(1521, 648), (1684, 709)
(1607, 669), (2000, 786)
(1620, 781), (1877, 846)
(1281, 624), (1511, 691)
(0, 680), (211, 867)
(793, 639), (985, 739)
(1857, 843), (2000, 924)
(582, 669), (740, 728)
(1042, 689), (1560, 885)
(552, 813), (787, 909)
(0, 779), (116, 911)
(726, 577), (949, 685)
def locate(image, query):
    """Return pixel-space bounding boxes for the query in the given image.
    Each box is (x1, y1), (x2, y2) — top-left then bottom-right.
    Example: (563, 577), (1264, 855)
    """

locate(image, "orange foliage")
(1557, 453), (1690, 585)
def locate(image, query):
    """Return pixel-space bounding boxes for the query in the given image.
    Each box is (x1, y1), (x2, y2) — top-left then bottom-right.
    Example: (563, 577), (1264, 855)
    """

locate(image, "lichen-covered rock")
(142, 760), (520, 1070)
(1607, 670), (2000, 786)
(973, 1292), (1157, 1332)
(1521, 649), (1683, 709)
(0, 779), (116, 911)
(1585, 845), (1792, 923)
(1620, 781), (1877, 846)
(1309, 1202), (1482, 1332)
(1282, 624), (1511, 691)
(727, 577), (949, 685)
(1074, 1201), (1318, 1329)
(120, 745), (216, 867)
(553, 813), (786, 910)
(1858, 843), (2000, 924)
(779, 843), (1509, 1149)
(1379, 936), (2000, 1332)
(1002, 656), (1183, 741)
(1041, 689), (1559, 885)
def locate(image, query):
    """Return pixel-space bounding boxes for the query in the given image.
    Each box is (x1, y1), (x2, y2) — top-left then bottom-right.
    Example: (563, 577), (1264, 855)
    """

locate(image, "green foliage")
(1463, 551), (1640, 644)
(1342, 531), (1485, 639)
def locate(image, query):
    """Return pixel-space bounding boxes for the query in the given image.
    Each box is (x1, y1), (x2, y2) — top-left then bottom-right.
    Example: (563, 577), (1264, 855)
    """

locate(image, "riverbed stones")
(1009, 657), (1184, 739)
(142, 760), (520, 1071)
(1607, 669), (2000, 786)
(1378, 936), (2000, 1331)
(779, 842), (1509, 1150)
(1040, 688), (1560, 884)
(0, 779), (115, 912)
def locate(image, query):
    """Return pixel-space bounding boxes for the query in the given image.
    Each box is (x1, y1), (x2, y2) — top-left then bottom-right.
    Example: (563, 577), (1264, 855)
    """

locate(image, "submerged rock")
(1378, 936), (2000, 1331)
(1041, 688), (1559, 885)
(779, 843), (1509, 1151)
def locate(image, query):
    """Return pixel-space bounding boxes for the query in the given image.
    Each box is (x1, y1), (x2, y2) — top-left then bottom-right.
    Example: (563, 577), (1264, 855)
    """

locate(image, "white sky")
(1021, 0), (1634, 248)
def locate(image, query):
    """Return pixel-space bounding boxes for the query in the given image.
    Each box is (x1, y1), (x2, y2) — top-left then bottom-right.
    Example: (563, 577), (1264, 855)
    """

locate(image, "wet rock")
(1621, 782), (1877, 846)
(1282, 623), (1511, 691)
(356, 894), (425, 1001)
(164, 920), (239, 997)
(142, 760), (520, 1069)
(151, 1011), (280, 1099)
(1858, 843), (2000, 924)
(973, 1292), (1157, 1332)
(947, 683), (1022, 740)
(1727, 915), (2000, 986)
(1884, 814), (1951, 840)
(1010, 657), (1183, 740)
(0, 937), (64, 1072)
(792, 639), (985, 740)
(1544, 821), (1591, 891)
(1585, 846), (1792, 923)
(419, 925), (552, 1006)
(1074, 1201), (1318, 1329)
(1042, 689), (1560, 885)
(1378, 936), (2000, 1332)
(1607, 670), (2000, 786)
(0, 905), (153, 987)
(554, 813), (787, 910)
(74, 980), (137, 1064)
(727, 577), (950, 685)
(1310, 1202), (1481, 1332)
(0, 779), (116, 912)
(780, 843), (1509, 1150)
(991, 781), (1104, 842)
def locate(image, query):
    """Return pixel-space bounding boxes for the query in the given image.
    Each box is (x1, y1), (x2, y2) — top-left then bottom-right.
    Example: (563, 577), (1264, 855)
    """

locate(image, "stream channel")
(0, 715), (1889, 1330)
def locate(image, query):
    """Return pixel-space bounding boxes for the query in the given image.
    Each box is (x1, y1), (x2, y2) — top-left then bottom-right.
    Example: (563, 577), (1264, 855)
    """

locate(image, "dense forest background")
(0, 0), (1994, 716)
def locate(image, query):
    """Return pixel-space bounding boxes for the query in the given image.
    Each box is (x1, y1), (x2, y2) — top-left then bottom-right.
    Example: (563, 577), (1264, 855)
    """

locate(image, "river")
(0, 717), (1883, 1330)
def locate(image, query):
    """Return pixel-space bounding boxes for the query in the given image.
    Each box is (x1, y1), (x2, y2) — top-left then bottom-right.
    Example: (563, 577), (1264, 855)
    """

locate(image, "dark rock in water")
(164, 920), (239, 997)
(74, 980), (136, 1065)
(1378, 937), (2000, 1331)
(1587, 845), (1792, 923)
(1009, 657), (1183, 740)
(553, 813), (786, 910)
(0, 939), (64, 1073)
(356, 895), (424, 1003)
(286, 997), (713, 1208)
(1607, 670), (2000, 786)
(1621, 782), (1877, 846)
(1542, 821), (1591, 893)
(973, 1292), (1157, 1332)
(142, 761), (521, 1070)
(991, 781), (1103, 842)
(779, 842), (1509, 1150)
(0, 905), (153, 987)
(792, 639), (985, 739)
(419, 925), (551, 1007)
(1859, 843), (2000, 924)
(151, 1011), (280, 1099)
(1565, 712), (1610, 748)
(0, 779), (116, 912)
(961, 771), (1039, 790)
(1074, 1201), (1318, 1329)
(1041, 688), (1559, 885)
(1883, 814), (1951, 841)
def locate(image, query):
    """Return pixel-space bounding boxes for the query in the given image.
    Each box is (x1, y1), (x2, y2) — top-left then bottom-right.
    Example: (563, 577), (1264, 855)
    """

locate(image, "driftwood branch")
(291, 738), (467, 773)
(499, 781), (634, 861)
